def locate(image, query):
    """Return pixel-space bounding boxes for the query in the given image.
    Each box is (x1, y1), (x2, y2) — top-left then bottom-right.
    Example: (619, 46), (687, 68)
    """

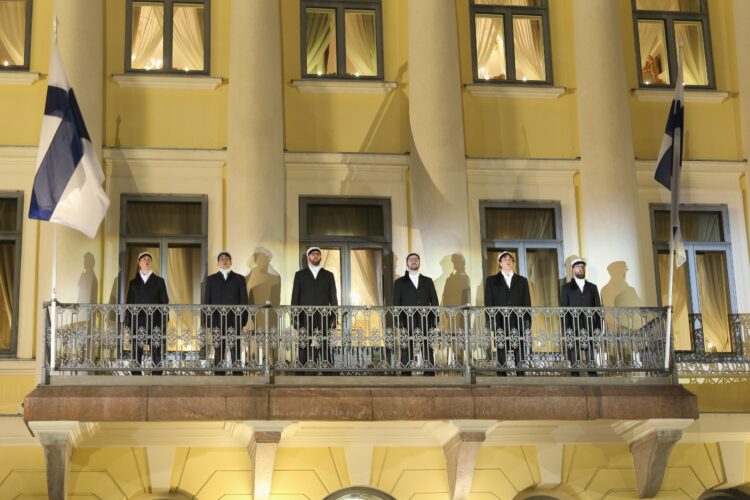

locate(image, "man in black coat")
(126, 252), (169, 374)
(392, 252), (440, 373)
(204, 251), (249, 372)
(484, 251), (532, 375)
(560, 258), (602, 376)
(291, 247), (338, 370)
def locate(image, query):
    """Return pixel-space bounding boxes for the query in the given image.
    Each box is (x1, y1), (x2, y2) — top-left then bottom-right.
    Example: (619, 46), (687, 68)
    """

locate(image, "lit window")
(0, 194), (22, 356)
(0, 0), (32, 70)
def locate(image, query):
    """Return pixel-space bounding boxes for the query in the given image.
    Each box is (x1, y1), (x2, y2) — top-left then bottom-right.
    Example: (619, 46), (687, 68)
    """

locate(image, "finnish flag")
(653, 49), (686, 268)
(28, 43), (110, 238)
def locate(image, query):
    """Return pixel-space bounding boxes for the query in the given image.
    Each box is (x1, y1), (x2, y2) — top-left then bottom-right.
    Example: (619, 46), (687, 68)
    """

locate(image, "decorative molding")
(28, 421), (99, 446)
(632, 88), (730, 104)
(636, 159), (747, 190)
(466, 157), (579, 184)
(112, 73), (223, 90)
(285, 151), (409, 178)
(0, 416), (39, 446)
(464, 83), (566, 99)
(291, 79), (397, 95)
(0, 359), (38, 375)
(0, 71), (40, 86)
(611, 419), (694, 444)
(103, 147), (226, 178)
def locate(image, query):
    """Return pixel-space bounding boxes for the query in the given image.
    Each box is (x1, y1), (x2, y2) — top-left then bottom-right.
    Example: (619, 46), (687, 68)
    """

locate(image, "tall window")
(632, 0), (713, 87)
(125, 0), (210, 73)
(0, 194), (22, 357)
(119, 196), (207, 305)
(481, 202), (563, 306)
(0, 0), (32, 70)
(651, 205), (737, 355)
(300, 197), (392, 306)
(469, 0), (552, 84)
(301, 0), (384, 79)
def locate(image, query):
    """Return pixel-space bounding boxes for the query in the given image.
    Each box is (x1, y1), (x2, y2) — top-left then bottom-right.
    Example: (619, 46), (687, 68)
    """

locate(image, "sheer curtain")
(675, 23), (707, 85)
(172, 5), (204, 71)
(475, 15), (502, 76)
(131, 5), (164, 69)
(485, 208), (555, 240)
(0, 243), (14, 351)
(0, 0), (25, 65)
(526, 249), (558, 307)
(345, 11), (377, 76)
(351, 249), (382, 306)
(306, 9), (336, 75)
(658, 253), (691, 350)
(697, 252), (731, 352)
(513, 16), (545, 80)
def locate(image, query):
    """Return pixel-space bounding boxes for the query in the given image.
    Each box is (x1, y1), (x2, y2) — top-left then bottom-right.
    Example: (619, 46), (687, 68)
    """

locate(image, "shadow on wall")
(437, 253), (471, 307)
(601, 260), (642, 307)
(245, 247), (281, 307)
(77, 252), (98, 303)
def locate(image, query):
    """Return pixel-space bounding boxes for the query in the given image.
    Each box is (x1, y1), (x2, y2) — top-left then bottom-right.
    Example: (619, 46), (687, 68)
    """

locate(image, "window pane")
(131, 2), (164, 70)
(0, 198), (18, 231)
(675, 21), (708, 86)
(307, 204), (384, 238)
(475, 14), (506, 80)
(319, 248), (342, 305)
(125, 201), (203, 236)
(638, 20), (670, 85)
(172, 3), (205, 72)
(0, 241), (15, 351)
(485, 208), (556, 240)
(0, 0), (26, 67)
(306, 8), (337, 76)
(635, 0), (700, 12)
(350, 248), (383, 306)
(513, 15), (546, 81)
(696, 251), (732, 353)
(475, 0), (544, 6)
(658, 251), (692, 351)
(345, 9), (377, 77)
(654, 210), (723, 242)
(168, 244), (201, 304)
(526, 248), (559, 306)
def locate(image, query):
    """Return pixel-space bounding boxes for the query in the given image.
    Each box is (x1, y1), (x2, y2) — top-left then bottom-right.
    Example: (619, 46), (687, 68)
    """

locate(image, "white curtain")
(475, 0), (540, 5)
(131, 5), (164, 69)
(513, 16), (545, 80)
(658, 253), (691, 351)
(172, 5), (204, 71)
(0, 0), (25, 65)
(636, 0), (699, 12)
(345, 11), (377, 76)
(675, 22), (708, 85)
(351, 249), (382, 306)
(475, 15), (502, 74)
(306, 10), (336, 75)
(697, 253), (731, 352)
(0, 243), (13, 351)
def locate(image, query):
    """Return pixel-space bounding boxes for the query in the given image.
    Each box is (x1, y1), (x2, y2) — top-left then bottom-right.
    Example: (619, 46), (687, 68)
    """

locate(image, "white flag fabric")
(28, 43), (109, 238)
(653, 46), (687, 268)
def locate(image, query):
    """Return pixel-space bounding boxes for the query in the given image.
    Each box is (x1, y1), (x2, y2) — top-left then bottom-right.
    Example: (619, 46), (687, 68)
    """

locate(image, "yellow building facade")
(1, 0), (750, 498)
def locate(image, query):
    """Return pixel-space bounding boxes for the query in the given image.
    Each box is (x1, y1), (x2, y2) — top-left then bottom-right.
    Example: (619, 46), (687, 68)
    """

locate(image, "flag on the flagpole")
(28, 42), (109, 238)
(654, 46), (687, 268)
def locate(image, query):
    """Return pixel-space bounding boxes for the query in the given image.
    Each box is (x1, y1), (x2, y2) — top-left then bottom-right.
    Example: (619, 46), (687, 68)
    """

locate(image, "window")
(324, 487), (396, 500)
(480, 202), (564, 307)
(469, 0), (552, 84)
(0, 193), (22, 357)
(301, 0), (384, 79)
(299, 197), (392, 306)
(119, 195), (207, 305)
(0, 0), (32, 70)
(125, 0), (210, 73)
(651, 205), (737, 356)
(632, 0), (713, 87)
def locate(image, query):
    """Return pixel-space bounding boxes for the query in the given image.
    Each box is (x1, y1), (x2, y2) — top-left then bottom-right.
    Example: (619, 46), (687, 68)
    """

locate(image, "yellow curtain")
(0, 243), (14, 351)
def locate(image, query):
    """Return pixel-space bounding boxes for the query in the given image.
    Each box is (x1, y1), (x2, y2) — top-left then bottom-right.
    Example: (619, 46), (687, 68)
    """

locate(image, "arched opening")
(323, 486), (397, 500)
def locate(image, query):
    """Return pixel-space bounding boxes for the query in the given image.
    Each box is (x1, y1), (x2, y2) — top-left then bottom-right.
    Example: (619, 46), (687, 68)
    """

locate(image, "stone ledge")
(24, 384), (698, 423)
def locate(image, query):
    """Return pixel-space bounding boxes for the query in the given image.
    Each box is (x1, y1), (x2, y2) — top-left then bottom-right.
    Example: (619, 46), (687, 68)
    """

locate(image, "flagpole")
(49, 17), (59, 373)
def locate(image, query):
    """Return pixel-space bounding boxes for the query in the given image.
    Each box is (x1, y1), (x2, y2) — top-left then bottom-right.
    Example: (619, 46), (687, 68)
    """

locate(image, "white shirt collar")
(408, 271), (420, 287)
(502, 271), (514, 286)
(574, 277), (586, 290)
(219, 268), (231, 279)
(309, 264), (321, 278)
(140, 271), (152, 283)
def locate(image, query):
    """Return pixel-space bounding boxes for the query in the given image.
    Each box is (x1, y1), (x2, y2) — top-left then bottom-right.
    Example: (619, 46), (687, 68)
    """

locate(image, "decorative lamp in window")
(301, 0), (384, 79)
(632, 0), (714, 88)
(0, 0), (33, 70)
(469, 0), (552, 84)
(125, 0), (210, 74)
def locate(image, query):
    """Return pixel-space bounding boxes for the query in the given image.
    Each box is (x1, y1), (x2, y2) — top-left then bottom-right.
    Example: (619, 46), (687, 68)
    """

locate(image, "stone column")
(29, 421), (90, 500)
(572, 0), (645, 299)
(407, 0), (470, 298)
(226, 0), (286, 282)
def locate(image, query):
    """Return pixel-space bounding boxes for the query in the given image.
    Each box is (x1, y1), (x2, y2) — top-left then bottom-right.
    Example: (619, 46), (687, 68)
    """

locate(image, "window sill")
(292, 79), (397, 95)
(632, 88), (729, 104)
(0, 71), (40, 86)
(464, 83), (566, 99)
(112, 73), (223, 90)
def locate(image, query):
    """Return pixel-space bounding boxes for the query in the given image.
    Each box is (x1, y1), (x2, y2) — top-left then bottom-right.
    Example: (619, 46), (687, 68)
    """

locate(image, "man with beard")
(560, 258), (602, 376)
(291, 247), (338, 373)
(204, 251), (249, 373)
(484, 251), (531, 375)
(392, 252), (440, 374)
(126, 252), (169, 374)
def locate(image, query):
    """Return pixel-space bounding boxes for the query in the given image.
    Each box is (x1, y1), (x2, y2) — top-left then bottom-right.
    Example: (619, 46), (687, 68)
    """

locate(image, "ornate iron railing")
(676, 313), (750, 383)
(42, 303), (671, 382)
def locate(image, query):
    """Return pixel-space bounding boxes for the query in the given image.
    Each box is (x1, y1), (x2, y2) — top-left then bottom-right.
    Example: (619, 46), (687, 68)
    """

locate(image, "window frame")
(124, 0), (211, 75)
(0, 0), (33, 71)
(119, 194), (208, 303)
(649, 204), (739, 359)
(631, 0), (715, 89)
(479, 200), (565, 305)
(0, 192), (23, 358)
(469, 0), (553, 85)
(300, 0), (385, 80)
(324, 486), (396, 500)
